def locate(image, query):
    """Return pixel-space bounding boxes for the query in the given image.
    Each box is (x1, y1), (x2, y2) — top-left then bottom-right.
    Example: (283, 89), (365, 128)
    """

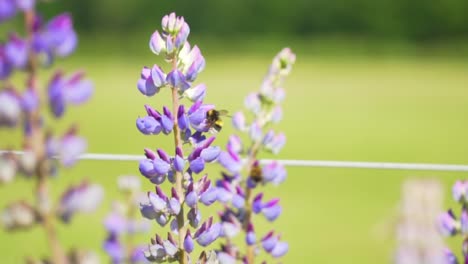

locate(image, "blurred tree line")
(41, 0), (468, 41)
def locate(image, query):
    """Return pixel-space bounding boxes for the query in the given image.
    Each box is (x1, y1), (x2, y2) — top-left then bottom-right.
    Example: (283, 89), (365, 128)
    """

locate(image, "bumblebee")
(206, 109), (229, 133)
(249, 161), (263, 183)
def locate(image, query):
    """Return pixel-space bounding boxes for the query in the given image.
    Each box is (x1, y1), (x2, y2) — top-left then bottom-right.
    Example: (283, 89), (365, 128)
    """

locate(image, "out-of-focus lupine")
(394, 179), (446, 264)
(103, 175), (151, 264)
(0, 1), (102, 263)
(135, 12), (224, 263)
(438, 180), (468, 263)
(215, 48), (295, 263)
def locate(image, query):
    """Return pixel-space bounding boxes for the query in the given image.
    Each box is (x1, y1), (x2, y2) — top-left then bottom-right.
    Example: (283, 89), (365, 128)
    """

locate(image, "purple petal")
(163, 240), (178, 257)
(216, 187), (232, 204)
(262, 234), (278, 252)
(104, 213), (126, 234)
(178, 105), (189, 130)
(184, 231), (194, 253)
(59, 134), (86, 167)
(218, 151), (242, 174)
(200, 146), (221, 162)
(167, 70), (189, 91)
(270, 242), (288, 258)
(271, 106), (283, 123)
(174, 154), (185, 172)
(184, 83), (206, 102)
(244, 92), (261, 114)
(64, 76), (93, 105)
(246, 231), (256, 246)
(188, 208), (201, 228)
(232, 111), (246, 131)
(136, 116), (162, 135)
(140, 203), (157, 219)
(5, 33), (28, 69)
(249, 122), (263, 142)
(137, 66), (158, 96)
(262, 205), (282, 221)
(103, 234), (124, 262)
(153, 158), (171, 175)
(168, 197), (181, 215)
(190, 156), (205, 174)
(0, 0), (16, 22)
(151, 64), (166, 87)
(149, 30), (165, 55)
(149, 192), (167, 212)
(185, 191), (198, 208)
(160, 114), (174, 134)
(139, 159), (157, 178)
(22, 88), (39, 113)
(453, 180), (467, 202)
(155, 213), (168, 227)
(232, 194), (245, 209)
(150, 174), (166, 185)
(200, 188), (217, 206)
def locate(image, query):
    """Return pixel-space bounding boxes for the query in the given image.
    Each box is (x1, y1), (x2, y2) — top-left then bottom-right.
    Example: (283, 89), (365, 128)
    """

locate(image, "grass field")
(1, 41), (468, 263)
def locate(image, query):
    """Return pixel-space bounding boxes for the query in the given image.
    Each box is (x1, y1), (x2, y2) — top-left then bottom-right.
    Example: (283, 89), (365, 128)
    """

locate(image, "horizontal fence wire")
(2, 150), (468, 172)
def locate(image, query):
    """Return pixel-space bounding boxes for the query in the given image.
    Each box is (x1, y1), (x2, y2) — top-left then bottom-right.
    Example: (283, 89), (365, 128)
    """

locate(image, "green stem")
(24, 9), (67, 264)
(170, 56), (188, 264)
(243, 141), (261, 264)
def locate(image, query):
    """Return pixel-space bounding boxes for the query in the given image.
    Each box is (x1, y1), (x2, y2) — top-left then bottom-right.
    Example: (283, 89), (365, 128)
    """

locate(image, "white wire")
(2, 150), (468, 172)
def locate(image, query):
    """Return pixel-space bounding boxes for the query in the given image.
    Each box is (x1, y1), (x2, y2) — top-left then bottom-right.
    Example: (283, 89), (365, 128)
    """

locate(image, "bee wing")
(217, 109), (231, 117)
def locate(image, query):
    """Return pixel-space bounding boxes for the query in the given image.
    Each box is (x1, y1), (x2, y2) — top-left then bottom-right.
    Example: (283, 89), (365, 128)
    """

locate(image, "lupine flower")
(59, 128), (87, 167)
(134, 13), (225, 262)
(58, 182), (103, 222)
(35, 13), (78, 58)
(0, 2), (100, 263)
(48, 71), (93, 118)
(215, 48), (295, 263)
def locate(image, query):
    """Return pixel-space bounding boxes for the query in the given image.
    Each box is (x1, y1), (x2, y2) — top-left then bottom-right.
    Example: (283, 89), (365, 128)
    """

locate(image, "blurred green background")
(1, 0), (468, 263)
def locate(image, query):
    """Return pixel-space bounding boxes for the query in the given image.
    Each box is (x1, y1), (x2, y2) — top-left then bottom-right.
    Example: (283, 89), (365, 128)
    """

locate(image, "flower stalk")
(171, 56), (188, 264)
(136, 12), (223, 263)
(0, 1), (102, 263)
(216, 48), (295, 263)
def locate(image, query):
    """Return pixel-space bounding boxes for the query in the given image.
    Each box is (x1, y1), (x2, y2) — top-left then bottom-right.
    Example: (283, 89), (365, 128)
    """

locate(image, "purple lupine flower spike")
(134, 12), (258, 262)
(215, 49), (295, 263)
(0, 2), (101, 262)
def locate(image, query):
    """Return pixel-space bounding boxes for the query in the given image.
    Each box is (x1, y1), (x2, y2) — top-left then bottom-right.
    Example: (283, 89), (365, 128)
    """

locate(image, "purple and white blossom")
(0, 2), (101, 263)
(134, 12), (224, 263)
(216, 48), (295, 263)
